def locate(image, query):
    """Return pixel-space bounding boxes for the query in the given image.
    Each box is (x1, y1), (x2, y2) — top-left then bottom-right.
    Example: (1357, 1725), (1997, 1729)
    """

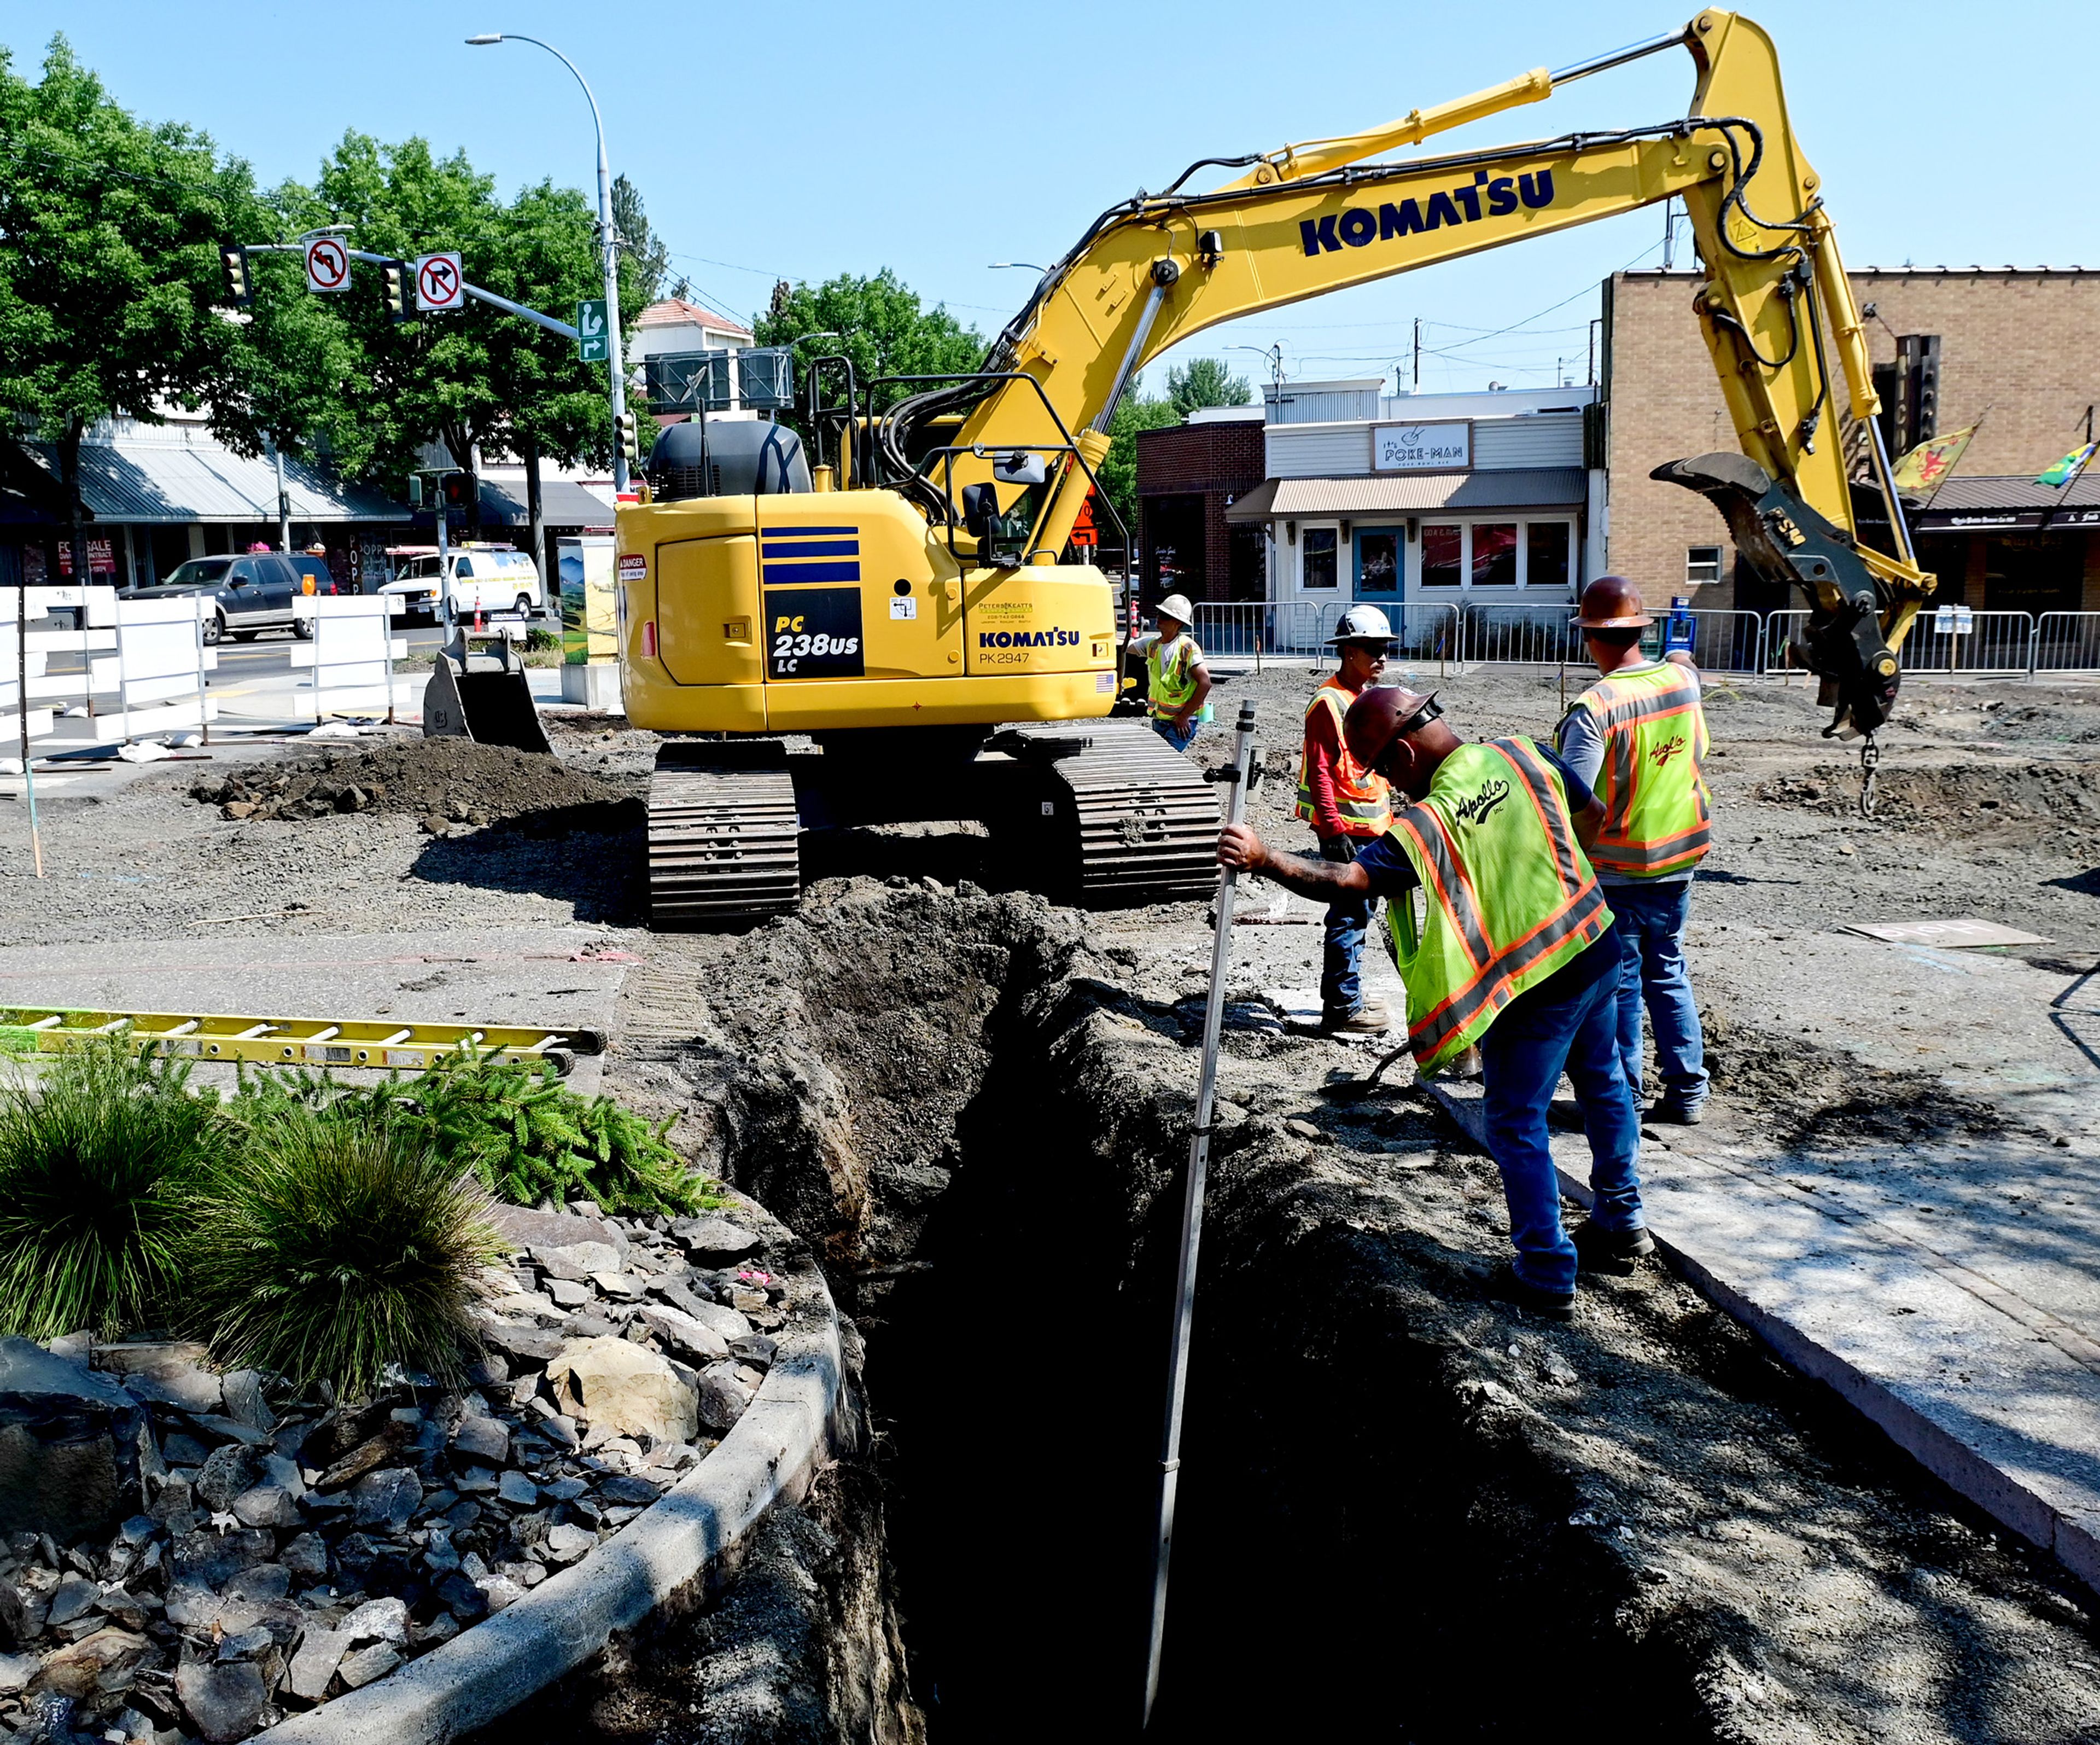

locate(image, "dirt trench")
(510, 881), (2100, 1743)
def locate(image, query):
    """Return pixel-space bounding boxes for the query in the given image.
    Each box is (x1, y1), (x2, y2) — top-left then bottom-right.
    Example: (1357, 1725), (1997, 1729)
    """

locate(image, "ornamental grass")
(0, 1039), (226, 1341)
(187, 1105), (505, 1399)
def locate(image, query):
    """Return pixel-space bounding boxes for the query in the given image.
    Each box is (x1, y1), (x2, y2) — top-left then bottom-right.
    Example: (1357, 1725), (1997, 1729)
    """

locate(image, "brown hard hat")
(1344, 684), (1440, 772)
(1571, 575), (1654, 629)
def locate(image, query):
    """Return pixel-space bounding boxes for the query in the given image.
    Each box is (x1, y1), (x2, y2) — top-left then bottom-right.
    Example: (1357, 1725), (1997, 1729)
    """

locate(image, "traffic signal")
(407, 475), (423, 509)
(615, 411), (639, 463)
(383, 259), (412, 324)
(220, 245), (252, 309)
(441, 473), (474, 511)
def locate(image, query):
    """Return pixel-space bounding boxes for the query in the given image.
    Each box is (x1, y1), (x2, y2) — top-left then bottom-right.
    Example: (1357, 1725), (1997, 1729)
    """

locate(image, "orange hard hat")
(1571, 575), (1653, 629)
(1343, 684), (1441, 772)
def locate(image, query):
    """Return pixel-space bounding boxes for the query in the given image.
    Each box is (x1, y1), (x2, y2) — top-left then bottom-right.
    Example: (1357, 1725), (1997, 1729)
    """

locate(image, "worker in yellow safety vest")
(1218, 685), (1649, 1317)
(1556, 577), (1712, 1124)
(1135, 592), (1212, 753)
(1296, 605), (1396, 1034)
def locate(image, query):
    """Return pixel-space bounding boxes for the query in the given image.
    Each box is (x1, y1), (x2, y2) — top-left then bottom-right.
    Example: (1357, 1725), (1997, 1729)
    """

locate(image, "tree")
(0, 37), (255, 580)
(755, 269), (984, 415)
(1096, 374), (1178, 550)
(611, 173), (685, 306)
(1167, 358), (1252, 418)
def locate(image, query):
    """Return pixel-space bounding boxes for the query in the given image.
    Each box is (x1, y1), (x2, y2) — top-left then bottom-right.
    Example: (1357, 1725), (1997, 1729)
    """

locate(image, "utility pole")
(1588, 318), (1600, 387)
(267, 433), (292, 553)
(1413, 316), (1422, 392)
(1662, 196), (1678, 270)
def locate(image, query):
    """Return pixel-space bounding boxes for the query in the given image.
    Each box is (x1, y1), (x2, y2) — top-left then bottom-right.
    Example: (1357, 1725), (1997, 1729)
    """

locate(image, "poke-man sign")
(304, 237), (349, 293)
(415, 252), (464, 312)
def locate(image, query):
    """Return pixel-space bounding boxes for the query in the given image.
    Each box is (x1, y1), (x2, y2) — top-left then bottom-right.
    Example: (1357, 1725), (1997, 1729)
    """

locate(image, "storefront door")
(1354, 526), (1405, 602)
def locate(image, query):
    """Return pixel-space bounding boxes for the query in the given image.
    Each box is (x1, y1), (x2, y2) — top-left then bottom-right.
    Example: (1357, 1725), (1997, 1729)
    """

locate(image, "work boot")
(1572, 1220), (1657, 1277)
(1485, 1263), (1575, 1321)
(1322, 999), (1391, 1036)
(1647, 1098), (1706, 1126)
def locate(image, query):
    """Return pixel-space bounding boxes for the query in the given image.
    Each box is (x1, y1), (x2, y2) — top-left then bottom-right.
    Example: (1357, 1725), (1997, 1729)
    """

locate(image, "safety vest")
(1294, 678), (1393, 837)
(1143, 633), (1212, 723)
(1565, 661), (1712, 877)
(1382, 738), (1614, 1073)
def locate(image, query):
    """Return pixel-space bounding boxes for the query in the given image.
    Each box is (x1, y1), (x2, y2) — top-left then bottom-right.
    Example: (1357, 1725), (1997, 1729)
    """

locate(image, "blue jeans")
(1317, 836), (1369, 1018)
(1608, 880), (1709, 1109)
(1152, 716), (1201, 753)
(1479, 947), (1644, 1294)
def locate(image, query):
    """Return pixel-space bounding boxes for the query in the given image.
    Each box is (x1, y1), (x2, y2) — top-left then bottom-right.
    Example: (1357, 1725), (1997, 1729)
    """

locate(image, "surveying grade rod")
(1142, 695), (1255, 1727)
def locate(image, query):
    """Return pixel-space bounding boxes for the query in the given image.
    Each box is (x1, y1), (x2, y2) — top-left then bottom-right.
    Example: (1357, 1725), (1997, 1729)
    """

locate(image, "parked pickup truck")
(137, 553), (316, 645)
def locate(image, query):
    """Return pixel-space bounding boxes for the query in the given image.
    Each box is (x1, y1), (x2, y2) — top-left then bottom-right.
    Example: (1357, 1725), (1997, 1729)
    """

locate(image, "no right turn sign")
(415, 252), (465, 312)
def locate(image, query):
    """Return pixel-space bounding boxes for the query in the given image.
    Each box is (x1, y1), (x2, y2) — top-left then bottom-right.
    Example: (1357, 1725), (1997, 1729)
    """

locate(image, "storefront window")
(1421, 524), (1460, 587)
(1302, 527), (1338, 589)
(1472, 523), (1518, 587)
(1528, 522), (1571, 592)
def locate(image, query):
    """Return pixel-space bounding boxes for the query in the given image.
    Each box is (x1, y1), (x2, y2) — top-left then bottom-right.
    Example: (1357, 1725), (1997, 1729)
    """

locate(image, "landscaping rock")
(172, 1526), (272, 1587)
(729, 1335), (778, 1368)
(478, 1318), (567, 1364)
(0, 1651), (36, 1692)
(597, 1475), (658, 1506)
(451, 1416), (510, 1465)
(281, 1533), (329, 1580)
(671, 1216), (763, 1261)
(634, 1304), (731, 1364)
(0, 1338), (137, 1541)
(195, 1444), (261, 1512)
(285, 1628), (347, 1702)
(474, 1575), (526, 1615)
(536, 1242), (623, 1282)
(121, 1364), (223, 1417)
(484, 1205), (627, 1260)
(340, 1641), (403, 1688)
(44, 1574), (97, 1628)
(342, 1596), (409, 1646)
(220, 1371), (274, 1434)
(0, 1580), (26, 1650)
(176, 1658), (270, 1743)
(314, 1422), (411, 1491)
(231, 1484), (300, 1529)
(693, 1363), (757, 1433)
(545, 1337), (698, 1444)
(31, 1627), (147, 1700)
(544, 1278), (592, 1309)
(542, 1522), (594, 1565)
(349, 1467), (420, 1533)
(663, 1292), (754, 1342)
(225, 1565), (291, 1606)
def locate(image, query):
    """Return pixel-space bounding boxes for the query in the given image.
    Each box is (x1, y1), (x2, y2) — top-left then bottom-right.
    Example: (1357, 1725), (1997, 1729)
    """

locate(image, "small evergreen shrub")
(0, 1040), (225, 1340)
(189, 1108), (504, 1397)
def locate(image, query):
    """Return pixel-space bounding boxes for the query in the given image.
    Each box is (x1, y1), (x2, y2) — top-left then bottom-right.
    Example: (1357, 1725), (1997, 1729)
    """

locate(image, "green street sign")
(576, 298), (609, 363)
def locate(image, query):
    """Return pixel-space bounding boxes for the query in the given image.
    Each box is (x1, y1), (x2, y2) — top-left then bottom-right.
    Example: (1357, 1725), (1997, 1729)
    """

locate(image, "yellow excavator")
(611, 8), (1932, 925)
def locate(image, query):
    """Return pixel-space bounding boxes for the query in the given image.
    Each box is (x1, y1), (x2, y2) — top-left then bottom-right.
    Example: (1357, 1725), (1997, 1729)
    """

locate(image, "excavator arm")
(924, 8), (1930, 737)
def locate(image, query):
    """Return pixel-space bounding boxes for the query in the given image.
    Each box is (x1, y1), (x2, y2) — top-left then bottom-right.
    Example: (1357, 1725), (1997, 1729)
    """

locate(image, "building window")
(1471, 523), (1519, 588)
(1687, 545), (1723, 586)
(1420, 524), (1461, 587)
(1302, 526), (1338, 589)
(1527, 522), (1571, 592)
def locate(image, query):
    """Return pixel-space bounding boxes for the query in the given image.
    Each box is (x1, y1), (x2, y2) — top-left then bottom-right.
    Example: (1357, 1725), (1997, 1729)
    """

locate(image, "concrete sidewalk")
(1422, 929), (2100, 1591)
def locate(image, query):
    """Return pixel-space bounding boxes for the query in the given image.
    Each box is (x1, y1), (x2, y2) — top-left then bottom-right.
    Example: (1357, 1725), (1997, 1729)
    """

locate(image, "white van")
(379, 548), (544, 624)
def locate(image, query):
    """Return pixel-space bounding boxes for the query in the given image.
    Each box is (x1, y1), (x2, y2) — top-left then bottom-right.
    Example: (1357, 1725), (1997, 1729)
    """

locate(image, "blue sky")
(7, 2), (2095, 395)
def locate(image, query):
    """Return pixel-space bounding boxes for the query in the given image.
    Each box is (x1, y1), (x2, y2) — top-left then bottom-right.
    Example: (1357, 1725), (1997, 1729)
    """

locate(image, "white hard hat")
(1156, 594), (1195, 624)
(1326, 604), (1395, 644)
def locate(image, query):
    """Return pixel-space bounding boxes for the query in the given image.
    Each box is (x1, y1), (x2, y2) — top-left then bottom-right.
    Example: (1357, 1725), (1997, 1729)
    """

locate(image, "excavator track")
(1010, 720), (1223, 905)
(647, 745), (801, 928)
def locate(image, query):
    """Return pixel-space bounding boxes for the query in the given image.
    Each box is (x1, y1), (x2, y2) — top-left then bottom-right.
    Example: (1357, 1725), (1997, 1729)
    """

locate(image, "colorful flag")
(2036, 441), (2098, 488)
(1892, 424), (1977, 496)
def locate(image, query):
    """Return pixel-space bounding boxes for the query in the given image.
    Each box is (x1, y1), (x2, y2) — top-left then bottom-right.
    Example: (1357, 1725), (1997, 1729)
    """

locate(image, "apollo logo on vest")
(1648, 735), (1689, 769)
(1450, 778), (1512, 828)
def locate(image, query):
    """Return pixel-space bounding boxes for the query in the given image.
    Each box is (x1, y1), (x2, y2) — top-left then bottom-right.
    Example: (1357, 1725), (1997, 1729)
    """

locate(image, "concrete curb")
(1420, 1078), (2100, 1595)
(255, 1250), (844, 1745)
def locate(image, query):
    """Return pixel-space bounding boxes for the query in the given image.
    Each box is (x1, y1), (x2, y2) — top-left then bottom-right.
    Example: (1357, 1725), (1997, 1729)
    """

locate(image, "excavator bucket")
(422, 635), (553, 757)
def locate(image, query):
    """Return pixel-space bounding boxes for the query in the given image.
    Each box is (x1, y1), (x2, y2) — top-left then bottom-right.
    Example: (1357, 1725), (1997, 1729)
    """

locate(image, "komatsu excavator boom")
(615, 9), (1930, 925)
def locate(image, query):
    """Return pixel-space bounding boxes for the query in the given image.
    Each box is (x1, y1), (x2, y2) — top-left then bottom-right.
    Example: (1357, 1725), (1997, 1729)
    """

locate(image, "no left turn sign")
(416, 252), (465, 312)
(304, 237), (350, 293)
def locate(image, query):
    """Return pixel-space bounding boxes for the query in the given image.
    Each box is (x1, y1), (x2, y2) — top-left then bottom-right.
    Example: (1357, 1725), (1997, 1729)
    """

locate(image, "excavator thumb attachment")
(423, 633), (553, 757)
(1652, 452), (1904, 738)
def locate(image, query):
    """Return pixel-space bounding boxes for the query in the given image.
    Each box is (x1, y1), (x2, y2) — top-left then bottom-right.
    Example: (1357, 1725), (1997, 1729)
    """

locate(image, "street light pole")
(468, 32), (629, 495)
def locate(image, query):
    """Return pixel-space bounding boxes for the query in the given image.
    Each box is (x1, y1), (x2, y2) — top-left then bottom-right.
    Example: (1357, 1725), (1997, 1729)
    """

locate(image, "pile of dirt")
(1754, 759), (2100, 840)
(188, 736), (643, 831)
(1702, 1009), (2024, 1145)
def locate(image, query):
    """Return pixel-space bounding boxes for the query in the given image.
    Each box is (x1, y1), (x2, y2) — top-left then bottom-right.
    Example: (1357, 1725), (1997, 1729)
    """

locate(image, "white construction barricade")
(107, 592), (215, 742)
(2032, 612), (2100, 674)
(290, 595), (409, 720)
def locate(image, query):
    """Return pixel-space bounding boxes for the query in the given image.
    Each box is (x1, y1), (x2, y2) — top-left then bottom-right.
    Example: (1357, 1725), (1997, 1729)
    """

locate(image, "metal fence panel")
(1460, 601), (1585, 667)
(1762, 609), (1809, 676)
(1684, 610), (1764, 673)
(1905, 608), (2033, 676)
(2032, 612), (2100, 673)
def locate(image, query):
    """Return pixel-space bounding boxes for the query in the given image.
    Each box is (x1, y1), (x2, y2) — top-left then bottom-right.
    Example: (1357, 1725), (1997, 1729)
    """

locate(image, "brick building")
(1134, 411), (1266, 606)
(1600, 266), (2100, 615)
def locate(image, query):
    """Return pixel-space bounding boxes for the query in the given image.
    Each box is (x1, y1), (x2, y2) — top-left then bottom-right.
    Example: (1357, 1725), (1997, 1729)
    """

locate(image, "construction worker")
(1297, 605), (1396, 1034)
(1136, 594), (1212, 752)
(1217, 686), (1647, 1317)
(1557, 578), (1712, 1124)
